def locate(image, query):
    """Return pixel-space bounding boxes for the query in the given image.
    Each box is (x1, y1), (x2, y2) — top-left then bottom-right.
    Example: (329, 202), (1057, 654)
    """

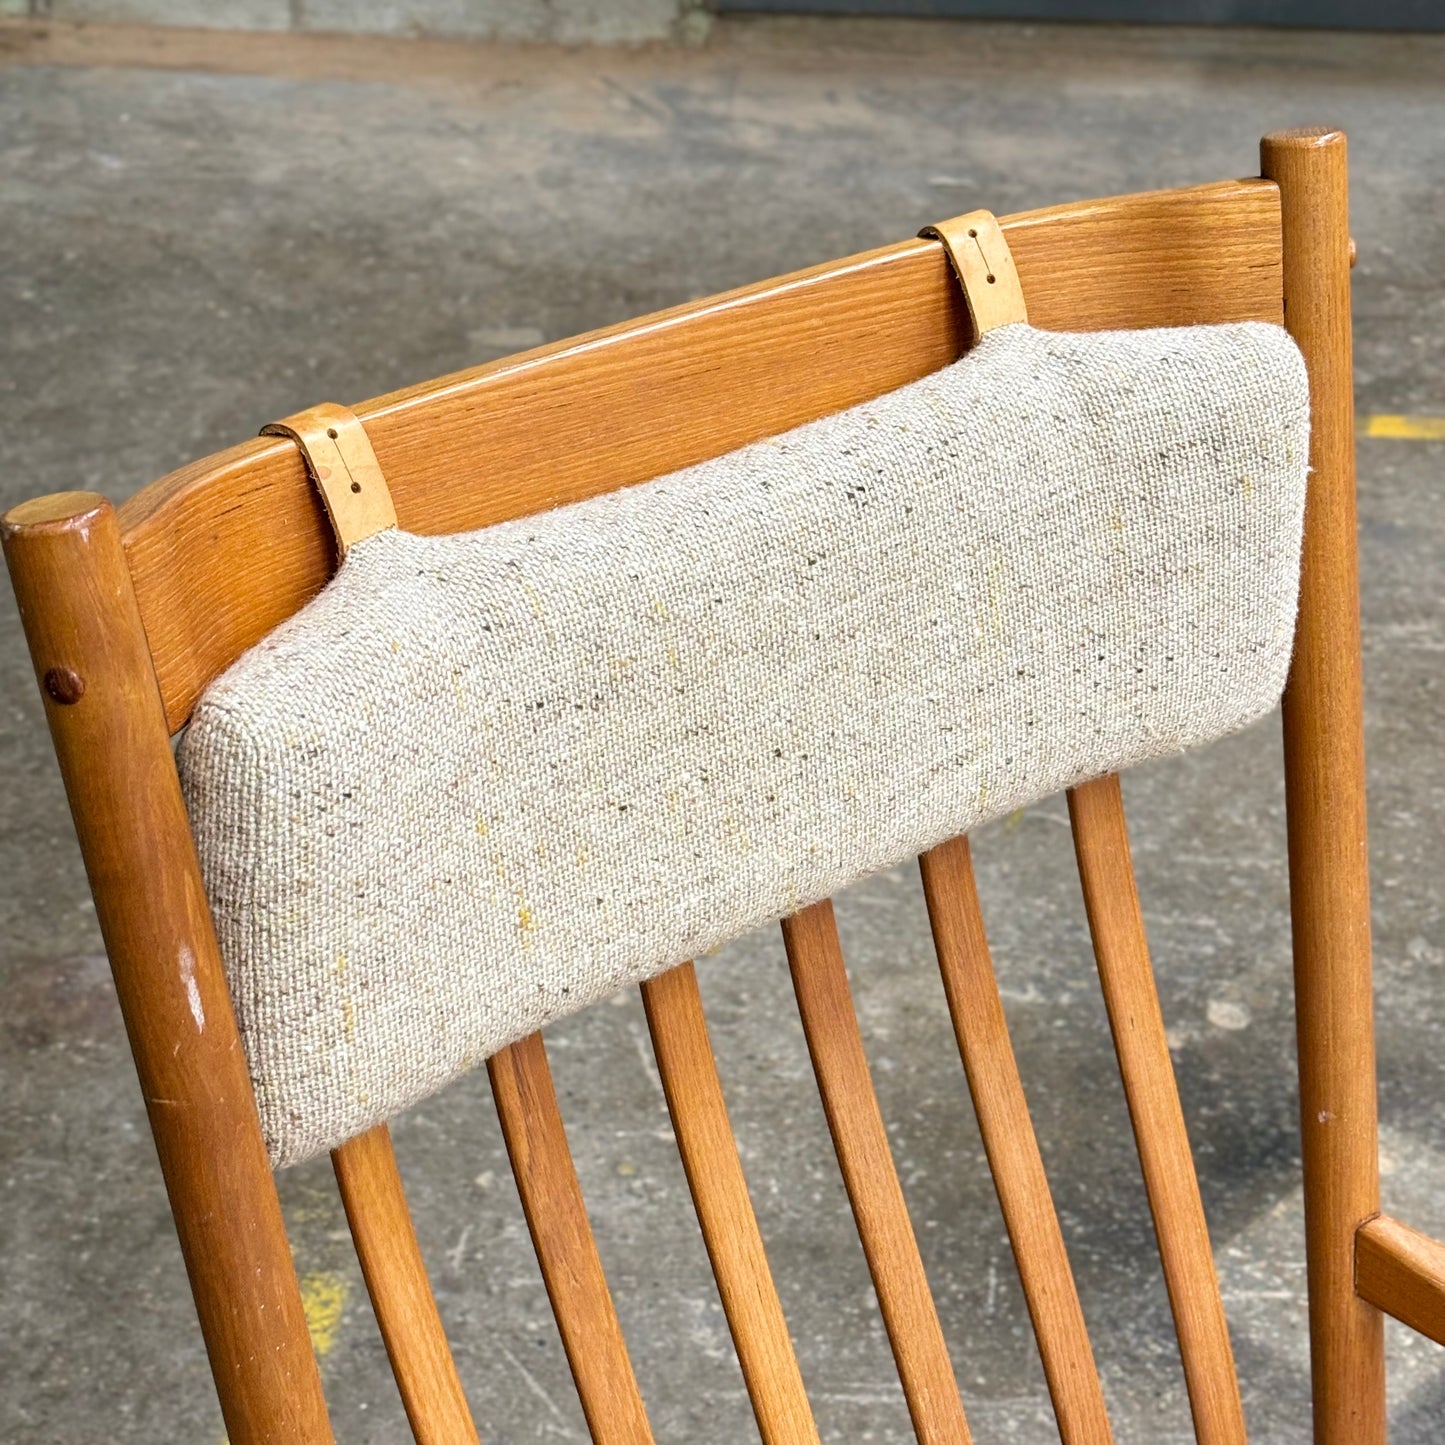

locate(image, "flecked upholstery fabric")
(179, 321), (1310, 1167)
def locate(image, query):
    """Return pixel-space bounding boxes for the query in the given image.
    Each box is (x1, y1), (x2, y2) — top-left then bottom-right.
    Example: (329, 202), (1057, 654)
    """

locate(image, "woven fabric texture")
(180, 320), (1310, 1167)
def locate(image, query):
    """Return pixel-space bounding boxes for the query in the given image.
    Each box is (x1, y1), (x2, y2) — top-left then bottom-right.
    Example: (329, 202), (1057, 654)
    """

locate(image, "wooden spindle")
(920, 836), (1114, 1445)
(489, 1034), (654, 1444)
(1068, 776), (1245, 1445)
(640, 964), (820, 1445)
(782, 901), (972, 1444)
(333, 1125), (481, 1445)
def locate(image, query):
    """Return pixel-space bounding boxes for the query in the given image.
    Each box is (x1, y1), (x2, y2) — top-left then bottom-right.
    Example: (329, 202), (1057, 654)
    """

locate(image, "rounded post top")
(1262, 126), (1346, 152)
(1260, 126), (1350, 199)
(2, 491), (112, 541)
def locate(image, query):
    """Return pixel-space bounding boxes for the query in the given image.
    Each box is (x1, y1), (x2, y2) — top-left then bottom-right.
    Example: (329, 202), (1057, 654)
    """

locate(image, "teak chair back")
(6, 126), (1442, 1445)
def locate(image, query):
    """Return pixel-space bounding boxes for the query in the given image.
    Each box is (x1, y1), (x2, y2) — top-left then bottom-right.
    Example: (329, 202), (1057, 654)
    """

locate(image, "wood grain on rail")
(116, 180), (1283, 731)
(1356, 1215), (1445, 1347)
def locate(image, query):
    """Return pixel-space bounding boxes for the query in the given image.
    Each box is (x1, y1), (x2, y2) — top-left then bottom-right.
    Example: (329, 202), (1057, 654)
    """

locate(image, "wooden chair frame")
(6, 126), (1441, 1444)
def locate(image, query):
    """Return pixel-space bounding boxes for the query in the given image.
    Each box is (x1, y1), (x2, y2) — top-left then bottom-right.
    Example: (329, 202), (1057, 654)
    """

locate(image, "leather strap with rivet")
(920, 208), (1028, 345)
(262, 403), (397, 561)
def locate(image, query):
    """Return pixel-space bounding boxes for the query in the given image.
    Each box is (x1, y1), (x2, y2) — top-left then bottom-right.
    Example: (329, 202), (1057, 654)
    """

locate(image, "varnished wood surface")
(918, 837), (1114, 1445)
(113, 179), (1284, 732)
(640, 964), (820, 1445)
(1261, 126), (1386, 1445)
(1068, 776), (1245, 1445)
(487, 1034), (654, 1445)
(332, 1126), (481, 1445)
(0, 494), (333, 1445)
(781, 901), (972, 1445)
(1355, 1215), (1445, 1348)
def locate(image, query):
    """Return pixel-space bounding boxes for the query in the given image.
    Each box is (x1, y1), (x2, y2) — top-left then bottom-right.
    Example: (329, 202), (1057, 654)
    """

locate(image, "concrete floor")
(2, 15), (1444, 1444)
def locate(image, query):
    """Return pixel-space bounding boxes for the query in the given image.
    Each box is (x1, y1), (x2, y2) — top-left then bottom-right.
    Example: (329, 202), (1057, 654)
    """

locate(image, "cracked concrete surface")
(1, 16), (1443, 1443)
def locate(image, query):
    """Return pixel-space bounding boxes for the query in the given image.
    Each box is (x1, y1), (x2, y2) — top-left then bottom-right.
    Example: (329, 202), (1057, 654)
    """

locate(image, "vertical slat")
(781, 901), (973, 1445)
(919, 836), (1115, 1445)
(1, 493), (334, 1445)
(488, 1033), (654, 1445)
(639, 963), (821, 1445)
(1067, 775), (1246, 1445)
(332, 1125), (482, 1445)
(1260, 125), (1386, 1445)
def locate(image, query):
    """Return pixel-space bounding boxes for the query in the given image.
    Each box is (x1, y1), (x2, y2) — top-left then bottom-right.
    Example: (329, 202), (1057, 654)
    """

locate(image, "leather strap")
(920, 209), (1028, 343)
(262, 404), (397, 559)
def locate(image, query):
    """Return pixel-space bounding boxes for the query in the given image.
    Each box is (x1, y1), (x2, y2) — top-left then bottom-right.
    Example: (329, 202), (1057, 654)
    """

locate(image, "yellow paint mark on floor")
(300, 1269), (351, 1358)
(1363, 414), (1445, 440)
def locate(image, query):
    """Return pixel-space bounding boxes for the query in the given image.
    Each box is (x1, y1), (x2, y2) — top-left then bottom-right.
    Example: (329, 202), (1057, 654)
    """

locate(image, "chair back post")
(1, 493), (333, 1445)
(1261, 127), (1387, 1444)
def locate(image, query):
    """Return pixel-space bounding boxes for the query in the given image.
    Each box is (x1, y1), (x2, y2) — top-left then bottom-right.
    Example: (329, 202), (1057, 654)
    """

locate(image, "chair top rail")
(116, 177), (1283, 731)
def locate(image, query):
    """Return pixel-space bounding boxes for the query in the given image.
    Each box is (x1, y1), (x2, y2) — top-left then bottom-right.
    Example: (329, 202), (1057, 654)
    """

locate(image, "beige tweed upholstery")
(179, 321), (1310, 1166)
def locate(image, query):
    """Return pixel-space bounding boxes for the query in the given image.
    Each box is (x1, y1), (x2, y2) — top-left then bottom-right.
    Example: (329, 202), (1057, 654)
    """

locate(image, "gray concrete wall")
(16, 0), (709, 44)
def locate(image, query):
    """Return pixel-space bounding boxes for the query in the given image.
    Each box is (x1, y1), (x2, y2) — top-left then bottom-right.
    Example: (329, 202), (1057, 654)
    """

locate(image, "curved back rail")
(120, 177), (1283, 734)
(3, 129), (1404, 1445)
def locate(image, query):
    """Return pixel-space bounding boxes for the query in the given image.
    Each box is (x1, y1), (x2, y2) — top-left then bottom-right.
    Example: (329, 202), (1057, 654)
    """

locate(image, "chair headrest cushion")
(179, 320), (1309, 1166)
